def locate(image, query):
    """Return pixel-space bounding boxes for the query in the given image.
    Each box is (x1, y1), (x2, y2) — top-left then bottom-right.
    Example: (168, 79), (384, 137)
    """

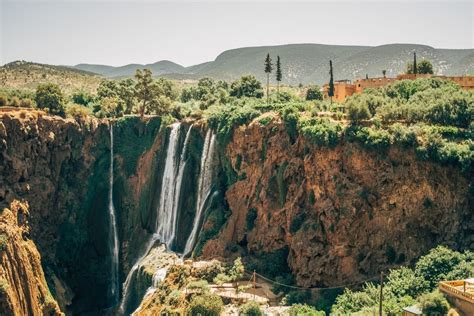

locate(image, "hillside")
(74, 60), (185, 78)
(72, 43), (474, 84)
(0, 61), (102, 94)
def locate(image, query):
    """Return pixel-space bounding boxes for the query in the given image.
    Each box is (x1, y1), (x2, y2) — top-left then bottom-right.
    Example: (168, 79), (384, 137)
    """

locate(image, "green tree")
(418, 291), (449, 315)
(134, 69), (154, 118)
(276, 56), (282, 98)
(35, 83), (65, 116)
(417, 59), (434, 74)
(382, 70), (387, 78)
(328, 60), (334, 103)
(117, 78), (136, 114)
(264, 53), (273, 104)
(415, 246), (465, 288)
(97, 79), (119, 99)
(346, 99), (371, 122)
(71, 89), (93, 106)
(306, 86), (323, 101)
(229, 75), (264, 98)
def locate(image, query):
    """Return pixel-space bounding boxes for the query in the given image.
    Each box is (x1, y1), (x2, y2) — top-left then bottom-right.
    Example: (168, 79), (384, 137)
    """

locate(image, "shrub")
(0, 234), (8, 251)
(194, 260), (224, 283)
(35, 83), (65, 116)
(288, 304), (325, 316)
(187, 280), (210, 294)
(331, 284), (378, 315)
(19, 98), (35, 108)
(66, 104), (92, 121)
(347, 126), (393, 150)
(71, 89), (93, 106)
(165, 289), (183, 306)
(306, 86), (323, 101)
(239, 301), (262, 316)
(418, 291), (449, 315)
(299, 118), (343, 147)
(187, 293), (224, 316)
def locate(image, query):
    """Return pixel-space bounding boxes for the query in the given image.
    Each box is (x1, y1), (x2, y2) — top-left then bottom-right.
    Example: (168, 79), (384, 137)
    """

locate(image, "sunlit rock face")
(200, 115), (472, 287)
(0, 200), (63, 316)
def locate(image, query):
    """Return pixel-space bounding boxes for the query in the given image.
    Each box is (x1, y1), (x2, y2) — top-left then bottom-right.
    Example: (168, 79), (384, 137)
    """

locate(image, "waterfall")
(183, 129), (216, 257)
(108, 123), (120, 305)
(155, 123), (191, 248)
(119, 123), (189, 314)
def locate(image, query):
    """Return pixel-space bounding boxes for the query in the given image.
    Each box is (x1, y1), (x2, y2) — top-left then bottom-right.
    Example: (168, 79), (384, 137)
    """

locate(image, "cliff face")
(0, 200), (63, 316)
(0, 109), (113, 313)
(0, 109), (471, 313)
(201, 115), (472, 287)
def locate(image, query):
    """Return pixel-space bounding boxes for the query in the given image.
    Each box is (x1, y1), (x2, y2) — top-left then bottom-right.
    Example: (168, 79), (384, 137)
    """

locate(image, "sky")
(0, 0), (473, 67)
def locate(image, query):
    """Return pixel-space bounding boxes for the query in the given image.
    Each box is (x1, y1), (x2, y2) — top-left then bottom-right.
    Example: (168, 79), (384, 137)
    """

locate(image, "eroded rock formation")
(0, 200), (63, 316)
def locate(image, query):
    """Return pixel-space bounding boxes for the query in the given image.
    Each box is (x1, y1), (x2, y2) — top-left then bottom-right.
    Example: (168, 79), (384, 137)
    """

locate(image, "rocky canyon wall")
(200, 114), (473, 287)
(0, 109), (471, 314)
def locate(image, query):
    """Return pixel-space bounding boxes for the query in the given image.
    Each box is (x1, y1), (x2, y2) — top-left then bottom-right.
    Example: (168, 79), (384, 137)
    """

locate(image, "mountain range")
(72, 43), (474, 85)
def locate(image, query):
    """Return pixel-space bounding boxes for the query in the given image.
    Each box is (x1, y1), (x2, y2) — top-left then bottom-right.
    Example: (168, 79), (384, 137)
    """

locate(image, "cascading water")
(156, 124), (192, 248)
(119, 122), (188, 314)
(108, 123), (120, 305)
(183, 129), (217, 257)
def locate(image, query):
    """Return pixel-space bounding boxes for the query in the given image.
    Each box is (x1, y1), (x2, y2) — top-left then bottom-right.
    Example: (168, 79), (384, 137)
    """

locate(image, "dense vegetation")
(331, 246), (473, 315)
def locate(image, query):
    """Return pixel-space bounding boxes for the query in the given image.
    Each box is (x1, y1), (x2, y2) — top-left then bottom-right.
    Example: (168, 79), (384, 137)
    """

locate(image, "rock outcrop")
(201, 114), (472, 287)
(0, 200), (63, 316)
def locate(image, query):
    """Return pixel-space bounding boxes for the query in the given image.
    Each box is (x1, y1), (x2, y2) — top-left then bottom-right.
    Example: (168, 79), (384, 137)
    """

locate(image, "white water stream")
(119, 123), (187, 314)
(183, 130), (216, 257)
(108, 123), (120, 305)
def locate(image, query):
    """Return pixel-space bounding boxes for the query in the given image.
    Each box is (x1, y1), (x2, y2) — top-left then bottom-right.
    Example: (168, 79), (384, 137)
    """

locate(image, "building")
(402, 305), (422, 316)
(439, 278), (474, 315)
(322, 74), (474, 102)
(322, 79), (355, 102)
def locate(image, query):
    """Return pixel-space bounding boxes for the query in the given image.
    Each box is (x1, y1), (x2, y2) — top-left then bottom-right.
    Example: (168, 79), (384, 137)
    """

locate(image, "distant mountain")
(70, 44), (474, 84)
(0, 61), (102, 93)
(74, 60), (185, 78)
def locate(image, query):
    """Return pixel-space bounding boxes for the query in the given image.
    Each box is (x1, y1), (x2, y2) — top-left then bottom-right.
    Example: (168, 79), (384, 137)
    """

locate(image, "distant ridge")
(72, 43), (474, 84)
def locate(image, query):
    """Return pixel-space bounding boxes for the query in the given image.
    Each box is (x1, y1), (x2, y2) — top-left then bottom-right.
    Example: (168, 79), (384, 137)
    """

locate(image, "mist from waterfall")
(108, 123), (120, 305)
(183, 129), (216, 257)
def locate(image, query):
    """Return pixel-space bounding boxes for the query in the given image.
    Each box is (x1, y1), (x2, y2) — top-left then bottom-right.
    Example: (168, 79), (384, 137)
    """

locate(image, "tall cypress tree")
(276, 56), (282, 98)
(264, 53), (273, 104)
(413, 52), (418, 75)
(328, 60), (334, 103)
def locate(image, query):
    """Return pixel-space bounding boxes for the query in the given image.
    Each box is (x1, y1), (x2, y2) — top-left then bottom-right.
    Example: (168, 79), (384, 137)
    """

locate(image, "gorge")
(0, 108), (472, 315)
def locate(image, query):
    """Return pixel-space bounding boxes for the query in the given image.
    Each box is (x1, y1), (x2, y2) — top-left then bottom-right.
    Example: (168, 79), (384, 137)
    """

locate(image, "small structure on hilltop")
(439, 278), (474, 315)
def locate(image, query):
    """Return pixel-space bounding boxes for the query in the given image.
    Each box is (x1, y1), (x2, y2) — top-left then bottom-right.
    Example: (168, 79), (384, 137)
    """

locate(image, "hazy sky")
(1, 0), (473, 66)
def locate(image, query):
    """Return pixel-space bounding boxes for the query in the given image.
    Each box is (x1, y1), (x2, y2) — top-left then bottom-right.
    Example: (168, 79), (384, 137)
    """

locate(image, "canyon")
(0, 108), (471, 315)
